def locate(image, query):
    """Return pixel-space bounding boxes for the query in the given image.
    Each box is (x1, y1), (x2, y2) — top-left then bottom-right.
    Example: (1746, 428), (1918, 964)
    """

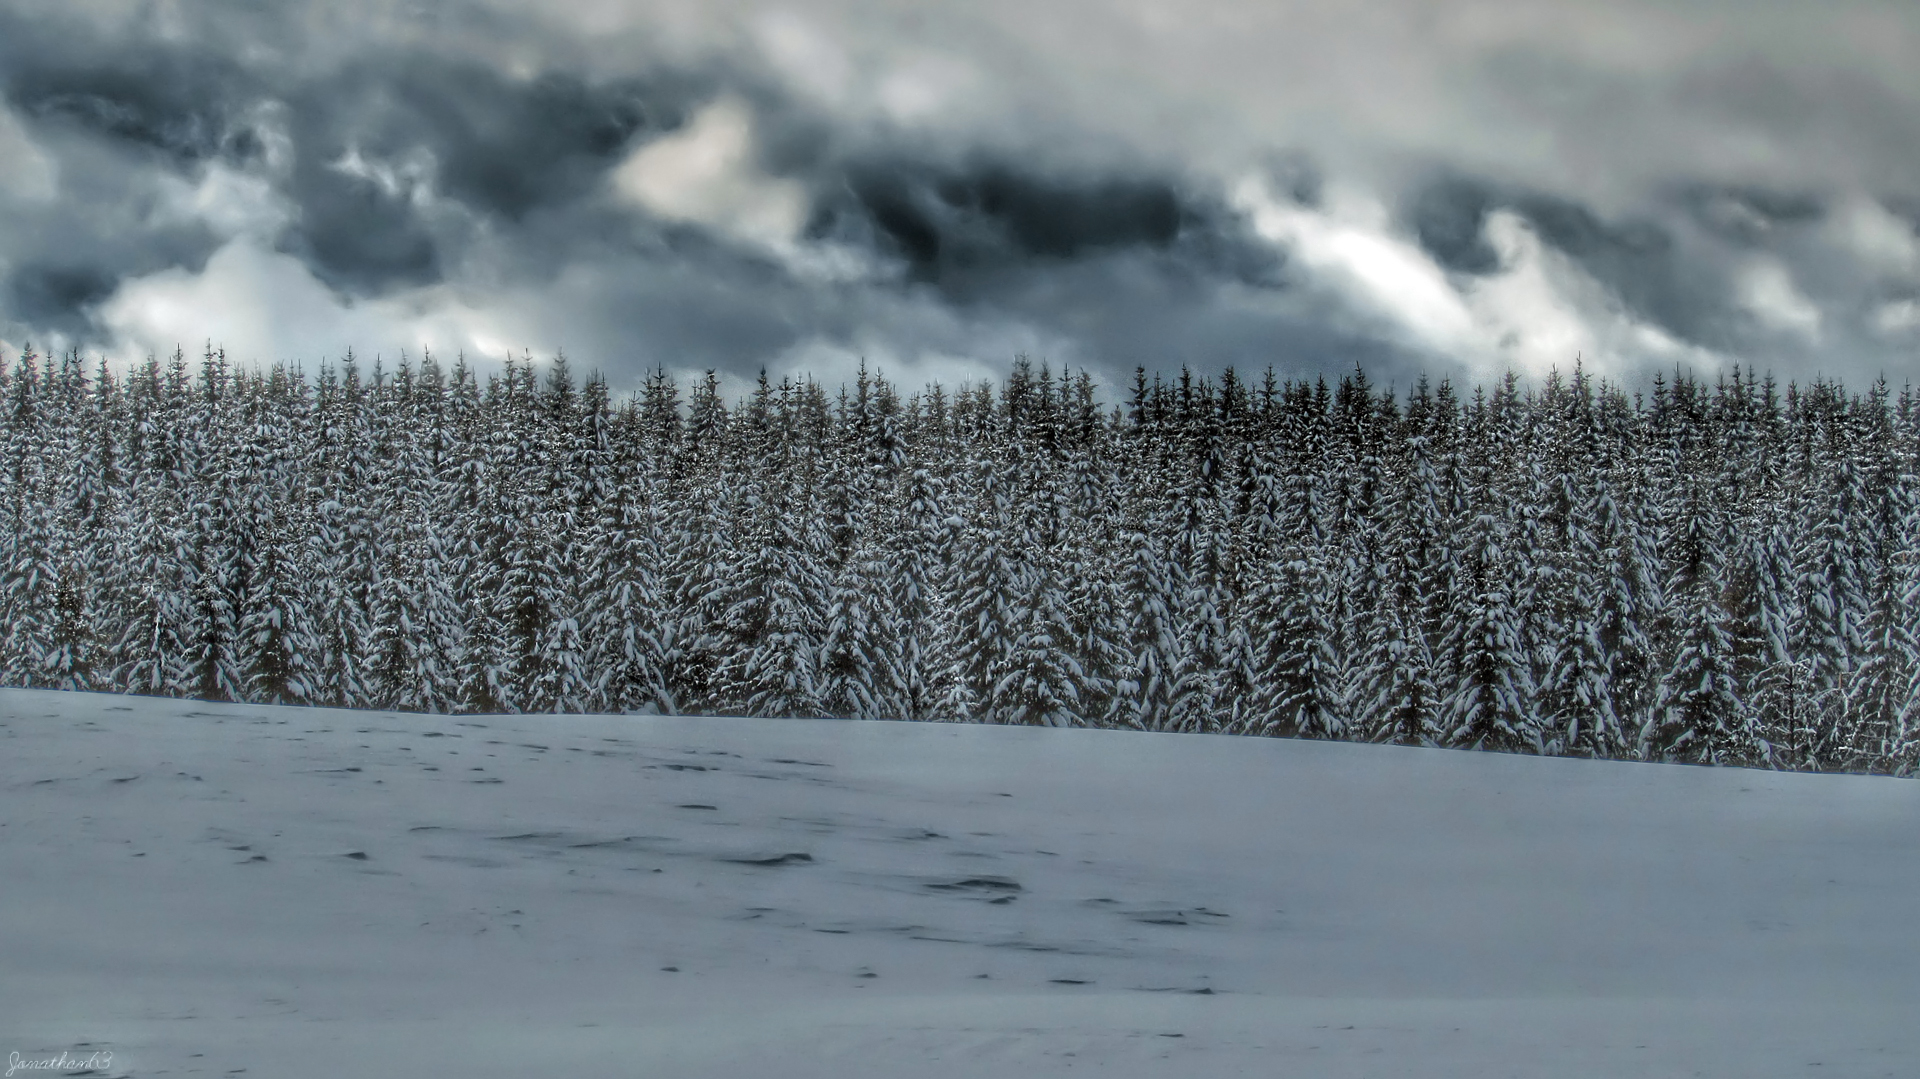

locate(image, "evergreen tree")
(1791, 452), (1870, 766)
(886, 465), (954, 721)
(1248, 549), (1346, 739)
(1442, 512), (1533, 752)
(584, 456), (671, 715)
(945, 456), (1023, 723)
(1641, 582), (1754, 763)
(1111, 524), (1182, 731)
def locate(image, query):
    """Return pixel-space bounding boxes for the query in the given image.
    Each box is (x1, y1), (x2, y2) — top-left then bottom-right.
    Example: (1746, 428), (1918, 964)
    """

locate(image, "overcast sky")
(1, 0), (1916, 396)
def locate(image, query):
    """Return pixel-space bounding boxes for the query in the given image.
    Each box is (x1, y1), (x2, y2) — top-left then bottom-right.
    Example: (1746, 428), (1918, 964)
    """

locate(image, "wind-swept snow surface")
(2, 688), (1916, 1077)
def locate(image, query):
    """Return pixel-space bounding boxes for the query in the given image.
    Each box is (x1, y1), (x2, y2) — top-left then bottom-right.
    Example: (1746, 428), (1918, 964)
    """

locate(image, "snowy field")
(2, 687), (1916, 1078)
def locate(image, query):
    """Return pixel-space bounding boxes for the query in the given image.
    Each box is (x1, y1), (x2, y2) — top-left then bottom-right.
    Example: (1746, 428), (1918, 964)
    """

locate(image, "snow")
(2, 687), (1916, 1077)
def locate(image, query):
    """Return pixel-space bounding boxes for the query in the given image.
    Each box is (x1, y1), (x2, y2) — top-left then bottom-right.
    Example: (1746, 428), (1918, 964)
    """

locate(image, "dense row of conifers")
(3, 346), (1917, 772)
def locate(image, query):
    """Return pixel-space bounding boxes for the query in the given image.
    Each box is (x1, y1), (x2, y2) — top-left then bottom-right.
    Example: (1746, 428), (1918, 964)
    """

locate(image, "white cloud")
(611, 96), (878, 283)
(330, 145), (439, 210)
(522, 0), (1920, 206)
(152, 164), (293, 242)
(141, 105), (300, 242)
(875, 53), (983, 128)
(1464, 211), (1722, 379)
(1231, 176), (1477, 353)
(750, 11), (857, 110)
(1460, 212), (1601, 372)
(96, 238), (527, 370)
(612, 97), (808, 249)
(1735, 259), (1823, 341)
(1827, 196), (1920, 279)
(1233, 175), (1724, 379)
(1873, 299), (1920, 337)
(748, 10), (984, 130)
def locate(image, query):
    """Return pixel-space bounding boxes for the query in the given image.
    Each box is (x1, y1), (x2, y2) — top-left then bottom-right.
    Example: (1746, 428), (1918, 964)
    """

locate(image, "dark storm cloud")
(3, 40), (248, 165)
(1680, 184), (1826, 246)
(272, 60), (690, 292)
(1410, 177), (1502, 276)
(499, 175), (1312, 380)
(844, 164), (1180, 273)
(813, 156), (1286, 302)
(1509, 197), (1683, 328)
(0, 120), (226, 323)
(6, 263), (118, 337)
(284, 62), (670, 222)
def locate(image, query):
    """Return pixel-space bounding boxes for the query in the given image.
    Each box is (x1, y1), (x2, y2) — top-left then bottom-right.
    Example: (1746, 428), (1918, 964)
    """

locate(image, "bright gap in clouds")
(612, 97), (809, 254)
(1232, 176), (1477, 357)
(99, 239), (527, 371)
(83, 116), (534, 371)
(1735, 259), (1823, 342)
(1231, 174), (1725, 381)
(1463, 210), (1725, 379)
(610, 96), (875, 285)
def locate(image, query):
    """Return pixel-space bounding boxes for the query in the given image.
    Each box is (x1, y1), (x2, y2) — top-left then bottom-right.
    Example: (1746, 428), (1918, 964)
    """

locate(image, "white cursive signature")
(7, 1050), (112, 1076)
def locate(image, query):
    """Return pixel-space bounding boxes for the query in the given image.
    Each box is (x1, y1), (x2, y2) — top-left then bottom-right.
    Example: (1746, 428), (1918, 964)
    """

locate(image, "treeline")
(2, 344), (1917, 772)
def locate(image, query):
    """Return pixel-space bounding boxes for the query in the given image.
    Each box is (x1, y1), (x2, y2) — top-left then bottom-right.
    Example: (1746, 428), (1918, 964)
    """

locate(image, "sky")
(0, 0), (1916, 397)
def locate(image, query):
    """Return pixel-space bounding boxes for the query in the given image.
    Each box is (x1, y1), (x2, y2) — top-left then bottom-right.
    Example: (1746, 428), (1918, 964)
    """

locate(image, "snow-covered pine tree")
(1791, 446), (1870, 767)
(737, 484), (829, 719)
(1242, 382), (1347, 739)
(108, 352), (195, 697)
(885, 463), (954, 721)
(489, 358), (593, 713)
(1641, 578), (1757, 764)
(1110, 515), (1182, 732)
(1247, 547), (1346, 739)
(1591, 470), (1661, 742)
(234, 369), (319, 705)
(1441, 509), (1533, 752)
(1838, 389), (1916, 771)
(583, 394), (671, 716)
(658, 468), (734, 713)
(816, 399), (891, 719)
(440, 357), (510, 713)
(305, 357), (377, 709)
(1366, 581), (1442, 746)
(944, 451), (1024, 724)
(0, 345), (62, 687)
(995, 543), (1084, 727)
(175, 348), (252, 703)
(363, 364), (464, 714)
(1363, 431), (1444, 746)
(1169, 533), (1229, 734)
(1060, 382), (1128, 726)
(33, 352), (122, 692)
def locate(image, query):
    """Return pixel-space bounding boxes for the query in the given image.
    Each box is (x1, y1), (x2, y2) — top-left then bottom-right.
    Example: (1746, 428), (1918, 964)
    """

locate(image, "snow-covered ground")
(2, 688), (1915, 1078)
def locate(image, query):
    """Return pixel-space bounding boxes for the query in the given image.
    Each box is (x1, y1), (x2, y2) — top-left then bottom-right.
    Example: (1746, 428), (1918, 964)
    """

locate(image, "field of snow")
(2, 687), (1916, 1078)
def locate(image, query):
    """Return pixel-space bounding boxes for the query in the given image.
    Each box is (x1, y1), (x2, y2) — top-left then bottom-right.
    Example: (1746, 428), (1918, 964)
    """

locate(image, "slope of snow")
(2, 687), (1915, 1078)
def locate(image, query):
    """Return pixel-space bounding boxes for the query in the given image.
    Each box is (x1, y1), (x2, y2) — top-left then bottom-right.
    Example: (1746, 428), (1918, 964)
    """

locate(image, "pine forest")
(3, 345), (1918, 774)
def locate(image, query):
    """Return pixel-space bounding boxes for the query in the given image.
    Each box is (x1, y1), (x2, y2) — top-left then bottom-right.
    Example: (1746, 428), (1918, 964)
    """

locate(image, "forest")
(1, 345), (1916, 773)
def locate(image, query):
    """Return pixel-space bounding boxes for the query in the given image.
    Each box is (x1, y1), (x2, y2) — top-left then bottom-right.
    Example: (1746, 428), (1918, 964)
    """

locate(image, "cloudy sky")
(1, 0), (1916, 395)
